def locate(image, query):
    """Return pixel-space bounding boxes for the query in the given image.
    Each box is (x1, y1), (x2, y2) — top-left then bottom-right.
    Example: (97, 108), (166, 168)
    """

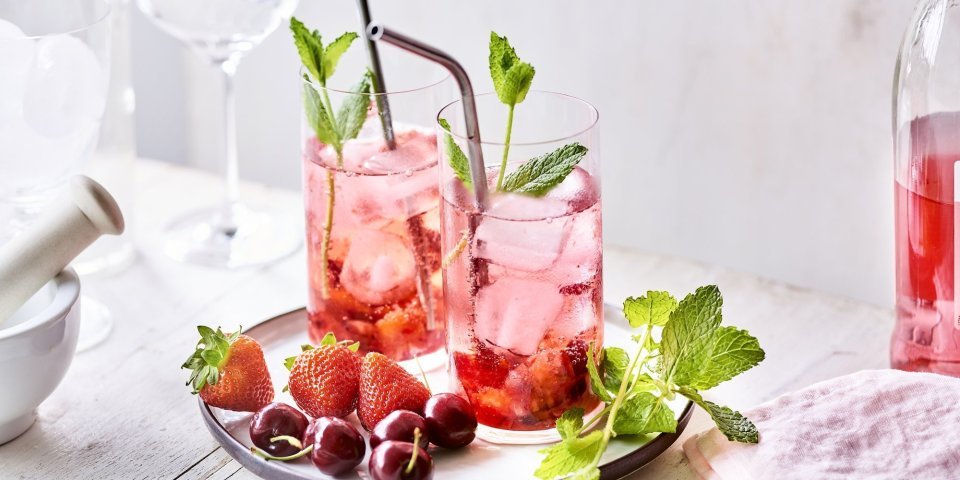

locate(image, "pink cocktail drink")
(893, 112), (960, 373)
(303, 126), (444, 361)
(443, 168), (603, 431)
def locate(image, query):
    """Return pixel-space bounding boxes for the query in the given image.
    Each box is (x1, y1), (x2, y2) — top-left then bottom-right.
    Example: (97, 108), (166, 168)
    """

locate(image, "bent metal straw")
(367, 23), (490, 211)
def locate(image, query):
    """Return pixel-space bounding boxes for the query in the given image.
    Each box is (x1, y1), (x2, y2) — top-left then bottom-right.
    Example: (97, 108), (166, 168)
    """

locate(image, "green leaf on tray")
(688, 326), (765, 391)
(624, 291), (678, 327)
(659, 285), (724, 386)
(612, 392), (677, 436)
(586, 344), (613, 402)
(534, 430), (603, 480)
(680, 389), (759, 443)
(601, 347), (630, 393)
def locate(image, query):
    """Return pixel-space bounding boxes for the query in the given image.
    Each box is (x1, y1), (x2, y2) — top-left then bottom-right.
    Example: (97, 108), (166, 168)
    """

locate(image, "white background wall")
(130, 0), (917, 307)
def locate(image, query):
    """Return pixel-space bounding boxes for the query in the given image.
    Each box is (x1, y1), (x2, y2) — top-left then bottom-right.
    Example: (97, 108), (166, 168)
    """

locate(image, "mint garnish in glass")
(291, 17), (371, 297)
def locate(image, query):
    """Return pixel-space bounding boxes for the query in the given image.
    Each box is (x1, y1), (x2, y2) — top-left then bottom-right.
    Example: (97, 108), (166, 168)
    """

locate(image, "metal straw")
(368, 23), (490, 211)
(355, 0), (396, 150)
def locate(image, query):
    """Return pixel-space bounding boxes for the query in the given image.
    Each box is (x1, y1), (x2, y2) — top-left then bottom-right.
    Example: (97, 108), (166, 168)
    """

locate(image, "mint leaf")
(688, 326), (764, 390)
(489, 32), (535, 107)
(501, 62), (535, 106)
(501, 143), (588, 196)
(290, 17), (323, 83)
(322, 32), (358, 83)
(303, 77), (339, 149)
(681, 390), (758, 443)
(659, 285), (723, 386)
(613, 392), (677, 436)
(629, 373), (658, 395)
(586, 345), (613, 403)
(534, 430), (603, 480)
(336, 72), (371, 142)
(438, 118), (472, 188)
(556, 408), (584, 440)
(602, 347), (629, 393)
(624, 291), (678, 327)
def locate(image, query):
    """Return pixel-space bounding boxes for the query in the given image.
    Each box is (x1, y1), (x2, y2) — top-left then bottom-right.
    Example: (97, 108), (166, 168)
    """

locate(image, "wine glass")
(136, 0), (300, 268)
(0, 0), (115, 351)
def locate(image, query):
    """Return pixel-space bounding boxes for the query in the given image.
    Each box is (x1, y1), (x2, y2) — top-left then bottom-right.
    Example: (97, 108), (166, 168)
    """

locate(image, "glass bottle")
(892, 0), (960, 374)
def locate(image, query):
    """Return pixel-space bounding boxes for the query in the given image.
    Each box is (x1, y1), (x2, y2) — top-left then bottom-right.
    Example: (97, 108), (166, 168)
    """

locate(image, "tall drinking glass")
(136, 0), (300, 268)
(439, 92), (602, 444)
(0, 0), (114, 351)
(301, 49), (451, 366)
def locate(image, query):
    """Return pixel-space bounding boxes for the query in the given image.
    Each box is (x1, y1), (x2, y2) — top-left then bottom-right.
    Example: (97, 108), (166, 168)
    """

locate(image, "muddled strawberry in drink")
(303, 127), (444, 361)
(443, 166), (603, 431)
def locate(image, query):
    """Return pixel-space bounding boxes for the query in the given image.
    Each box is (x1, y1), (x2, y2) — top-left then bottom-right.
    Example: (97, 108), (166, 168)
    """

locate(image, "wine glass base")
(77, 295), (113, 353)
(163, 204), (301, 269)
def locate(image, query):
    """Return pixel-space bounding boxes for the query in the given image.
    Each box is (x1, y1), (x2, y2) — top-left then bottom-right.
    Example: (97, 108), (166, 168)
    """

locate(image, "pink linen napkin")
(682, 369), (960, 480)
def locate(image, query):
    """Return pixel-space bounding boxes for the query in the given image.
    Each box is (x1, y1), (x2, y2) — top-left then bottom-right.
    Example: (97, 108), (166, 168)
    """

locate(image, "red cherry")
(371, 410), (430, 449)
(369, 440), (433, 480)
(303, 417), (366, 476)
(423, 393), (477, 449)
(249, 403), (309, 457)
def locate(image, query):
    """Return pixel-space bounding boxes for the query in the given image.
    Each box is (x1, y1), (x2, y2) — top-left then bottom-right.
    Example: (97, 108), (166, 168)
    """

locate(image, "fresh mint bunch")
(437, 31), (587, 197)
(535, 286), (765, 480)
(291, 17), (371, 162)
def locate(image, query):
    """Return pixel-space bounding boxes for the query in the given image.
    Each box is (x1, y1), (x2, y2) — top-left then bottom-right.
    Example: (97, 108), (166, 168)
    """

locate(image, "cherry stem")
(251, 444), (314, 462)
(405, 428), (421, 475)
(271, 435), (303, 450)
(413, 355), (431, 392)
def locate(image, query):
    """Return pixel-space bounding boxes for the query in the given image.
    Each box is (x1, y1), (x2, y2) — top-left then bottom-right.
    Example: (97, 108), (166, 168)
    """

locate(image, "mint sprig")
(438, 32), (588, 201)
(489, 32), (535, 191)
(534, 286), (765, 480)
(291, 17), (371, 298)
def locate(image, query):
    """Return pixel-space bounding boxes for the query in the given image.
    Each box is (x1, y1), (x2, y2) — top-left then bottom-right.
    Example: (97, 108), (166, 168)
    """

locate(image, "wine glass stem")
(221, 60), (240, 215)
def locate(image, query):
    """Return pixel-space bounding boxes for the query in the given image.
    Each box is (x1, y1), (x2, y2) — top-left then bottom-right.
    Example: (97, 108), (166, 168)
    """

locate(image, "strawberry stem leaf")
(182, 325), (237, 394)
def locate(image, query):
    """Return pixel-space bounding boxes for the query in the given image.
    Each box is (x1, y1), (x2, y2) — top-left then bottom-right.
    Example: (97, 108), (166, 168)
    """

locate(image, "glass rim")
(3, 0), (112, 39)
(436, 90), (600, 147)
(300, 66), (452, 97)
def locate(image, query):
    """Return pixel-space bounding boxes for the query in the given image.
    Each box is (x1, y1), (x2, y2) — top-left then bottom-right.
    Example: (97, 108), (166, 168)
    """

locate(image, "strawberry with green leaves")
(285, 332), (362, 419)
(183, 326), (274, 412)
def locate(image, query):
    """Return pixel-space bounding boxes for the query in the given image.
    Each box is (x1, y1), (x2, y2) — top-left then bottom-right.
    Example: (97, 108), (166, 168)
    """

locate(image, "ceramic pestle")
(0, 176), (124, 324)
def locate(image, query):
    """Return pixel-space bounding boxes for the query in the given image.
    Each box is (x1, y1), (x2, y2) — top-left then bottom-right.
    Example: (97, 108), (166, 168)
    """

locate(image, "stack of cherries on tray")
(183, 328), (477, 480)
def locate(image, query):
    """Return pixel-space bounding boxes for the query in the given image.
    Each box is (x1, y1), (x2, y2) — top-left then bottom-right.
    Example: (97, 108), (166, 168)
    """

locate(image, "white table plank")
(0, 159), (894, 479)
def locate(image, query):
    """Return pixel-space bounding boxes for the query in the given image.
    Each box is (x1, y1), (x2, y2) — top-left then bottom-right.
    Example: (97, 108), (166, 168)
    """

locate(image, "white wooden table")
(0, 160), (893, 479)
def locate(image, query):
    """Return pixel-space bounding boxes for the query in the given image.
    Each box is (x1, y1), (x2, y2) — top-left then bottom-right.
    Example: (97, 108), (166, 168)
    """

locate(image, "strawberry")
(357, 352), (431, 430)
(285, 333), (361, 418)
(183, 326), (274, 412)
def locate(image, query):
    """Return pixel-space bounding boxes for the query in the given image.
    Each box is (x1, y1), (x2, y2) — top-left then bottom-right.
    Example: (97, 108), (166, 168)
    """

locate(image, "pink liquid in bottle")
(892, 112), (960, 374)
